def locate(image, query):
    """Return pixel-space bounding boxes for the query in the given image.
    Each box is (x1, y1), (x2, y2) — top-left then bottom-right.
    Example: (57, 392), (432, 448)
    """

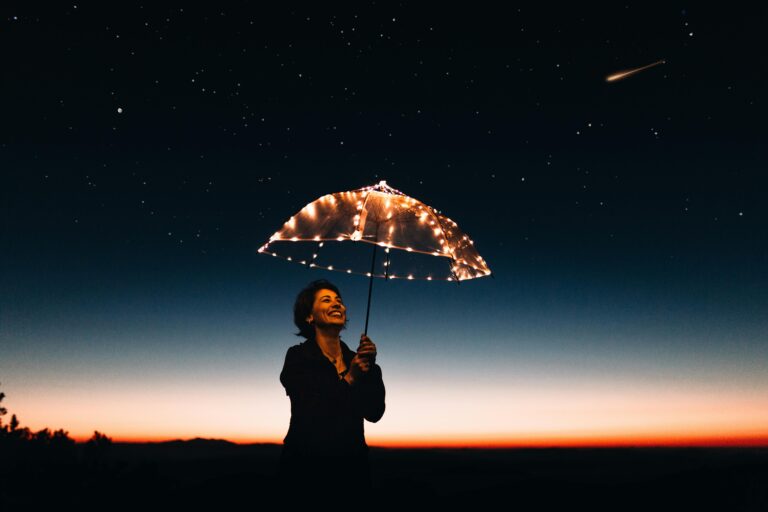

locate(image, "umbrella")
(258, 180), (491, 334)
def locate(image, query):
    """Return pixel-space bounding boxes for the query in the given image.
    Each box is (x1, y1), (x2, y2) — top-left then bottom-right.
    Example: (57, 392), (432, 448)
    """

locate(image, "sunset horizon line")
(72, 435), (768, 449)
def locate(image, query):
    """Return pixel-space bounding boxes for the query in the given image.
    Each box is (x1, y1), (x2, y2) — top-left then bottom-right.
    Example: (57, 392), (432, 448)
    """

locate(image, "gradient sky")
(2, 4), (767, 446)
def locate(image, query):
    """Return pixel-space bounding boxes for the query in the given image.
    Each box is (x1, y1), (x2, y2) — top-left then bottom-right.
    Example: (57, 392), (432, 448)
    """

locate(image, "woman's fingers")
(358, 340), (376, 352)
(352, 355), (371, 372)
(353, 336), (377, 373)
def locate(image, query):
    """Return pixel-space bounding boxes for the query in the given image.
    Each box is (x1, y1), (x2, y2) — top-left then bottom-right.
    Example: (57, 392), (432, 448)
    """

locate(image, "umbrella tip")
(378, 180), (387, 187)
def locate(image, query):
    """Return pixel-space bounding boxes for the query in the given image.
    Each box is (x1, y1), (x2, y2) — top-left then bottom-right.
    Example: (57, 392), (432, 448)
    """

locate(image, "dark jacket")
(279, 335), (386, 458)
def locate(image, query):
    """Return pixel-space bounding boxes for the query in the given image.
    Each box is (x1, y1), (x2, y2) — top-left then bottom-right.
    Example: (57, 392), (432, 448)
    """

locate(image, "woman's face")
(306, 288), (347, 329)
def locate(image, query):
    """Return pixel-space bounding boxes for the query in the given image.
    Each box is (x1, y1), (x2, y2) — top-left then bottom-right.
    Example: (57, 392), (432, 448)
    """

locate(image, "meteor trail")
(606, 59), (666, 82)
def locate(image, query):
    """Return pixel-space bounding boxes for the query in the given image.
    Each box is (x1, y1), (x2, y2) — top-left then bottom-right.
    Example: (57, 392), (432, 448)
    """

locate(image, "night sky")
(2, 4), (767, 446)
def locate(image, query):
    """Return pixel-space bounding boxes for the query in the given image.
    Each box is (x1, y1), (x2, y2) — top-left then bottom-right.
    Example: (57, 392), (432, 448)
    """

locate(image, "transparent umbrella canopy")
(259, 180), (491, 333)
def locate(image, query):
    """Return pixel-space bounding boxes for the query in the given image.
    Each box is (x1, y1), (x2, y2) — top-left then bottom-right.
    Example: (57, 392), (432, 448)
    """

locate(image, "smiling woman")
(278, 279), (386, 499)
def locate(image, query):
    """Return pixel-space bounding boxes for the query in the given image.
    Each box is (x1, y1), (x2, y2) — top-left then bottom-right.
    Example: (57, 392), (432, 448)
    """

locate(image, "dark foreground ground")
(2, 440), (766, 510)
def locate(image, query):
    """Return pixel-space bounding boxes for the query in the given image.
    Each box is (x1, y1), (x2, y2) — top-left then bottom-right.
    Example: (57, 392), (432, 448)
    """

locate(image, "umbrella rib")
(431, 210), (462, 283)
(356, 189), (374, 238)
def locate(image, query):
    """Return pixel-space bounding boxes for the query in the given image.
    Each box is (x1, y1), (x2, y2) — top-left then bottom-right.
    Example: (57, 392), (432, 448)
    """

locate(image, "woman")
(278, 279), (386, 496)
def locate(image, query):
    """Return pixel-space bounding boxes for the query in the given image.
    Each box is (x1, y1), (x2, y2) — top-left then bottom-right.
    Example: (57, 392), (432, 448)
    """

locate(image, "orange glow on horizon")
(84, 433), (768, 448)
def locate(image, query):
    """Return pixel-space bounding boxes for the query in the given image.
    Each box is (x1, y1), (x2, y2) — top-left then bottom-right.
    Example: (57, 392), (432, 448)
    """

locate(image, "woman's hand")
(357, 334), (377, 366)
(347, 334), (377, 383)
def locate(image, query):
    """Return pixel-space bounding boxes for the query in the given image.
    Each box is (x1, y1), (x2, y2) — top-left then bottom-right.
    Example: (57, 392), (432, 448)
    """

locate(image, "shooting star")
(606, 59), (666, 82)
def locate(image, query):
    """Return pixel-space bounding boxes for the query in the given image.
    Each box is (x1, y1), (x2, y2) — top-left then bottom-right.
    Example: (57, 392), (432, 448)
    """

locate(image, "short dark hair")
(293, 279), (347, 338)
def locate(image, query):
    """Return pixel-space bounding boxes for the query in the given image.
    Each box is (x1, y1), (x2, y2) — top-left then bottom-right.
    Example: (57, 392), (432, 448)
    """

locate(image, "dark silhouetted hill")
(2, 441), (767, 509)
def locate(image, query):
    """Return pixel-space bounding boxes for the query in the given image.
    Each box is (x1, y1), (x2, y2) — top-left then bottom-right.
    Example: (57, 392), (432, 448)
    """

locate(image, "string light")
(259, 180), (491, 281)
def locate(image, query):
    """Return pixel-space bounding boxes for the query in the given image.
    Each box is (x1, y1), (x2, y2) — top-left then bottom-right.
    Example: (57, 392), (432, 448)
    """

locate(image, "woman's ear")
(306, 315), (314, 324)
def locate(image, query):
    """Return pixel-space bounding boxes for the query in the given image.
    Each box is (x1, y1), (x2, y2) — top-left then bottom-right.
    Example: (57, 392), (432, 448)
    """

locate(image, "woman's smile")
(308, 288), (346, 327)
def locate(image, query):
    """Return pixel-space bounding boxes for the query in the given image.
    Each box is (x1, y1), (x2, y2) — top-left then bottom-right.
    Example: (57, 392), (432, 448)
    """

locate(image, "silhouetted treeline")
(0, 382), (112, 454)
(0, 384), (118, 506)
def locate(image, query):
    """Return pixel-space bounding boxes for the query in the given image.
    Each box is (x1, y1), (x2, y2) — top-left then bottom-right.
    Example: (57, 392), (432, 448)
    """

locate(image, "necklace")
(316, 338), (346, 378)
(321, 350), (347, 378)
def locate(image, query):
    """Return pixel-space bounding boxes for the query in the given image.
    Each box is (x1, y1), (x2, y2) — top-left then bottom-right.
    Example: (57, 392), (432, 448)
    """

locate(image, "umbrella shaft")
(364, 243), (376, 336)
